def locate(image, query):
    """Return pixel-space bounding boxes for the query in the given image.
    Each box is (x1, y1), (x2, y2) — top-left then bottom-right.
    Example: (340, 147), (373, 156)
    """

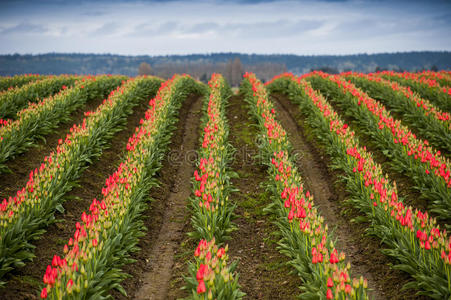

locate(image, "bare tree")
(224, 57), (244, 86)
(142, 59), (286, 83)
(231, 57), (244, 86)
(138, 62), (152, 75)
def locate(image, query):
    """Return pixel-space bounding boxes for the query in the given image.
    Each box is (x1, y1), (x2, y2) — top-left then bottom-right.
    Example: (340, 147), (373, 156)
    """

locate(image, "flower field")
(0, 71), (450, 299)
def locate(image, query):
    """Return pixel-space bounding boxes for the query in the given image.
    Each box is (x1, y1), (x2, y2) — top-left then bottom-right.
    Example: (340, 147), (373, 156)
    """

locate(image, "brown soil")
(0, 95), (155, 299)
(127, 94), (203, 300)
(225, 95), (302, 299)
(271, 93), (427, 299)
(0, 95), (107, 200)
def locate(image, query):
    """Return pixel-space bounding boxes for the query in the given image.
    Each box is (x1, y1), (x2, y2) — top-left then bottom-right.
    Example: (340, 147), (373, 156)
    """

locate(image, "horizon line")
(2, 50), (451, 58)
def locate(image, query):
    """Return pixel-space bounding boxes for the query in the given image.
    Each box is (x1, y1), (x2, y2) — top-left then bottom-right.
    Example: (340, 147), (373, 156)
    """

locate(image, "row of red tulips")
(185, 74), (243, 299)
(41, 75), (205, 299)
(39, 74), (204, 299)
(373, 71), (451, 113)
(267, 73), (451, 298)
(0, 76), (163, 287)
(343, 72), (450, 154)
(0, 75), (126, 173)
(0, 74), (44, 92)
(306, 72), (451, 224)
(0, 75), (78, 120)
(243, 72), (369, 299)
(379, 71), (450, 89)
(415, 71), (451, 87)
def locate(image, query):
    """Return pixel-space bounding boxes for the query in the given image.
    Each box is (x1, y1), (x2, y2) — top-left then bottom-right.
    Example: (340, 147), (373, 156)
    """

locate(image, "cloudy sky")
(0, 0), (450, 55)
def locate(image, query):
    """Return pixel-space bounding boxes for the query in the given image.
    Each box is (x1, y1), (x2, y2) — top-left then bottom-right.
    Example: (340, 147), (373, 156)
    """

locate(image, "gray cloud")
(224, 19), (323, 38)
(1, 22), (47, 35)
(186, 22), (220, 34)
(0, 0), (450, 55)
(137, 19), (323, 39)
(91, 22), (121, 36)
(159, 21), (179, 33)
(131, 21), (180, 37)
(81, 10), (105, 17)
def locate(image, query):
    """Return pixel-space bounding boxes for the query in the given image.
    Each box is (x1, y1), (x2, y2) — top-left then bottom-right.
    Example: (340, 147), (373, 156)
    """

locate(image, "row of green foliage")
(0, 75), (78, 120)
(344, 72), (451, 155)
(267, 73), (451, 299)
(0, 75), (127, 173)
(0, 76), (163, 287)
(39, 75), (205, 299)
(306, 72), (451, 225)
(0, 74), (44, 92)
(377, 71), (451, 113)
(244, 72), (369, 299)
(185, 74), (244, 299)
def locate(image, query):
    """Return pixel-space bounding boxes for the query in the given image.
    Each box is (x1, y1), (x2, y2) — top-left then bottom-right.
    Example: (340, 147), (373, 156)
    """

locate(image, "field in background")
(0, 70), (450, 299)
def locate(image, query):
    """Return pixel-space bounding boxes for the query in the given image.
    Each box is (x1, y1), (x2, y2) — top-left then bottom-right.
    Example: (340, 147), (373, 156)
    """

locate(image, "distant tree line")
(1, 52), (450, 78)
(137, 57), (285, 86)
(310, 64), (440, 74)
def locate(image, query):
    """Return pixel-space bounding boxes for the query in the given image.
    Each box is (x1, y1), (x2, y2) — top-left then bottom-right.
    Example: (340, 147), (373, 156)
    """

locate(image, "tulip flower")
(197, 280), (206, 294)
(40, 287), (47, 299)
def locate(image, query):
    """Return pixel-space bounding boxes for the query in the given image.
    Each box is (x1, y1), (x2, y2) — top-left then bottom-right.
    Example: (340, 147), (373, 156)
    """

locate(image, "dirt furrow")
(1, 94), (154, 299)
(271, 94), (388, 299)
(132, 94), (203, 300)
(226, 95), (302, 299)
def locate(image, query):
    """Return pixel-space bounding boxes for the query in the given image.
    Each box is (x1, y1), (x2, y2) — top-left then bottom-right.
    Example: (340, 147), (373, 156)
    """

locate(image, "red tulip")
(330, 249), (339, 264)
(327, 277), (334, 287)
(196, 264), (206, 281)
(197, 279), (206, 294)
(345, 284), (352, 294)
(52, 255), (59, 267)
(66, 279), (74, 292)
(326, 288), (333, 299)
(40, 287), (48, 299)
(217, 248), (225, 258)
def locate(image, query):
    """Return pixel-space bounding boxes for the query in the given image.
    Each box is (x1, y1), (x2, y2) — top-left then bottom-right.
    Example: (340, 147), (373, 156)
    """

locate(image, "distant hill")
(1, 51), (450, 76)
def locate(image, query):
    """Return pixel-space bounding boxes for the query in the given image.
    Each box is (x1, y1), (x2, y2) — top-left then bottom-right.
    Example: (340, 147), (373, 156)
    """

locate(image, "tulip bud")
(353, 278), (359, 288)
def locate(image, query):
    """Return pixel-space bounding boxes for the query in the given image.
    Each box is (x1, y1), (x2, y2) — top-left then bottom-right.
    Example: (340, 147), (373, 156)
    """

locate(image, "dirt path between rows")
(271, 94), (387, 299)
(0, 93), (155, 299)
(226, 95), (302, 299)
(131, 94), (203, 300)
